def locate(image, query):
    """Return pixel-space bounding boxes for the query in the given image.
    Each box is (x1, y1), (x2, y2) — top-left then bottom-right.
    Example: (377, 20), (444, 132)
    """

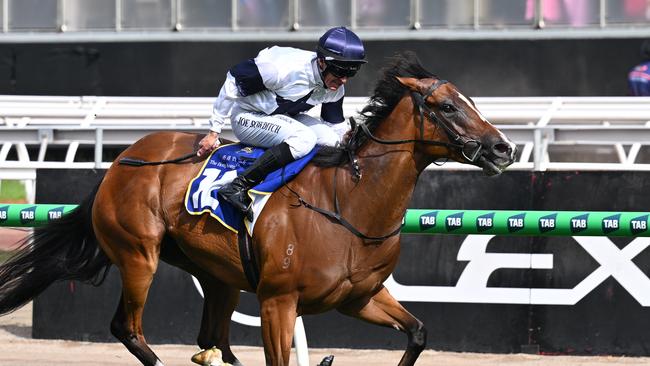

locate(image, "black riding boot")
(218, 142), (295, 217)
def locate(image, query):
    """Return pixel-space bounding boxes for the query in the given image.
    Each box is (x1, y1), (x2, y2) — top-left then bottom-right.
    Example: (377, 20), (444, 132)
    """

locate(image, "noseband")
(356, 79), (483, 164)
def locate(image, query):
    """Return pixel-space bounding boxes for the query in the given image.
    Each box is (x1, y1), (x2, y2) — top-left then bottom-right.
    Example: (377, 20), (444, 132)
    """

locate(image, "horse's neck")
(341, 100), (421, 235)
(357, 151), (419, 224)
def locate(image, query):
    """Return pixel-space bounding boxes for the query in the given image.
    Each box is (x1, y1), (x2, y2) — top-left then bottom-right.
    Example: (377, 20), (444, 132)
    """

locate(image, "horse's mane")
(312, 51), (436, 167)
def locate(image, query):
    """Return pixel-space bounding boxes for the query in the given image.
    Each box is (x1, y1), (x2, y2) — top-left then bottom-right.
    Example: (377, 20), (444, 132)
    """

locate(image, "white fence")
(3, 95), (650, 201)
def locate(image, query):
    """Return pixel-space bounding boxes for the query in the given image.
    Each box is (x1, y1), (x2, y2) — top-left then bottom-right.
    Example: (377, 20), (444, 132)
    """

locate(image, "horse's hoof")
(318, 355), (334, 366)
(191, 347), (231, 366)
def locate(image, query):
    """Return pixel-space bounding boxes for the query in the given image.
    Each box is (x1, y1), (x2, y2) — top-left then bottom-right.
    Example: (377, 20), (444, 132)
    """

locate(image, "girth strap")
(238, 228), (260, 291)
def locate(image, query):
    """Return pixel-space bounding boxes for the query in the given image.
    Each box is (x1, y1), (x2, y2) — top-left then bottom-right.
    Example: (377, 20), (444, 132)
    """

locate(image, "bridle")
(289, 79), (488, 242)
(355, 79), (484, 165)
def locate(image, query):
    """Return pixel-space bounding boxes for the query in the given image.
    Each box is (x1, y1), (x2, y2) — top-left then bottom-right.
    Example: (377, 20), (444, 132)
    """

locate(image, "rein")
(355, 79), (483, 164)
(293, 79), (485, 243)
(118, 151), (198, 166)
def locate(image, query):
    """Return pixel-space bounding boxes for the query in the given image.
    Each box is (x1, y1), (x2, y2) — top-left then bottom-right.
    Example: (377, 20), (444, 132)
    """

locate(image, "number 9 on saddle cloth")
(185, 143), (318, 233)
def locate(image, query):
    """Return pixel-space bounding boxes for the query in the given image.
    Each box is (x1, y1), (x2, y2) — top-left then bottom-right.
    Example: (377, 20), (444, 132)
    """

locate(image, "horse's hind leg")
(337, 286), (426, 366)
(159, 237), (243, 365)
(194, 276), (242, 366)
(109, 248), (163, 366)
(95, 215), (164, 366)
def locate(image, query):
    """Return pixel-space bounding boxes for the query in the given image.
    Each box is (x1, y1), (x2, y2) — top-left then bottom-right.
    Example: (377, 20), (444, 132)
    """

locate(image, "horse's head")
(396, 76), (516, 175)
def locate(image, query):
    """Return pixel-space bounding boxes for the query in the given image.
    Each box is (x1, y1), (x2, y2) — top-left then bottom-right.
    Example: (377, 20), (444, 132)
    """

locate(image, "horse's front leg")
(338, 286), (426, 366)
(194, 276), (242, 366)
(259, 293), (299, 366)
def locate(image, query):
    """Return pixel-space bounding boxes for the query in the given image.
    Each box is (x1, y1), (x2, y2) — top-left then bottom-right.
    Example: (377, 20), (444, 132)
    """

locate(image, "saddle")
(185, 143), (317, 232)
(184, 143), (318, 290)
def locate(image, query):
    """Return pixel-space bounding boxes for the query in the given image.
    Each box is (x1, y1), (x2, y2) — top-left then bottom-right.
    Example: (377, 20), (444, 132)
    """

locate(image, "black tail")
(0, 188), (111, 316)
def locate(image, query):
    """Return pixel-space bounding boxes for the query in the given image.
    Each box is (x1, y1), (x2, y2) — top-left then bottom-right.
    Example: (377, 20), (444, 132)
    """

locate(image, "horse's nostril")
(491, 142), (516, 161)
(493, 142), (511, 156)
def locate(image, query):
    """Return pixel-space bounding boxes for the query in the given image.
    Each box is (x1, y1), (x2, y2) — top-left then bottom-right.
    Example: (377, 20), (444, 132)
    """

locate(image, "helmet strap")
(316, 57), (328, 84)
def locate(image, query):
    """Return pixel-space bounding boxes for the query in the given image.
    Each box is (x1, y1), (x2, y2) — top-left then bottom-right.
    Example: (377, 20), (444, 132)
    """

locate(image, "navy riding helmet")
(317, 26), (367, 78)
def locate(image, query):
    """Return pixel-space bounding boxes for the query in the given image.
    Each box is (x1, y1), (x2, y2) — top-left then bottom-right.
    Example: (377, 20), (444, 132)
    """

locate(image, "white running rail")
(3, 95), (650, 200)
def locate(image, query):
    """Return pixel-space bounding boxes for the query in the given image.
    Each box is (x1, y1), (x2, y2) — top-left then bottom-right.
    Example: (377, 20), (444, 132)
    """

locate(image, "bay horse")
(0, 52), (515, 366)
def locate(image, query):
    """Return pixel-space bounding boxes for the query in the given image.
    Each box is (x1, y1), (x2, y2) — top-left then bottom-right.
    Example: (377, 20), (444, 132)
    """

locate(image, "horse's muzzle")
(478, 140), (517, 176)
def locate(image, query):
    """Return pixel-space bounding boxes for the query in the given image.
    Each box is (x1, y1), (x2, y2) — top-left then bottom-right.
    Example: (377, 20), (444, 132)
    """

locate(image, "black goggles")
(326, 62), (361, 78)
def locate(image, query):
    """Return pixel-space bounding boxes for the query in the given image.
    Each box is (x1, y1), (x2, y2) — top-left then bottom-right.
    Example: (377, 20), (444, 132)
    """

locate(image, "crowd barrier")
(4, 204), (650, 239)
(0, 204), (76, 227)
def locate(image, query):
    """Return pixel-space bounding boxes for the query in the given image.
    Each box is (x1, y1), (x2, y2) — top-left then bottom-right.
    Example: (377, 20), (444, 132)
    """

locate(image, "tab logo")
(507, 213), (526, 233)
(570, 213), (589, 233)
(445, 212), (464, 231)
(602, 214), (621, 234)
(0, 206), (8, 223)
(20, 206), (36, 224)
(419, 211), (438, 231)
(47, 206), (65, 222)
(631, 215), (648, 235)
(539, 213), (557, 233)
(476, 212), (495, 232)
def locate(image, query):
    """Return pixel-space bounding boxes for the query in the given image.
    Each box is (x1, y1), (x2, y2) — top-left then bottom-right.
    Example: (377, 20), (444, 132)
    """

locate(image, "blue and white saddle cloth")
(185, 143), (317, 233)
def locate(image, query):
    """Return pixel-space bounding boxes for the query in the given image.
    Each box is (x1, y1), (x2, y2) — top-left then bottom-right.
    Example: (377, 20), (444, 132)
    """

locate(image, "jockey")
(197, 26), (367, 216)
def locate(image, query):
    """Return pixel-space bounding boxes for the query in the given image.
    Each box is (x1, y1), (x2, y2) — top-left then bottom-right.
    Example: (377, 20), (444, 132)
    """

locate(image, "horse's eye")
(440, 104), (455, 114)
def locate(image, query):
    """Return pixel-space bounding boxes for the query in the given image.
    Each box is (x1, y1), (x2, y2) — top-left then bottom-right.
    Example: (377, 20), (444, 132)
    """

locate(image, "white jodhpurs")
(230, 106), (349, 159)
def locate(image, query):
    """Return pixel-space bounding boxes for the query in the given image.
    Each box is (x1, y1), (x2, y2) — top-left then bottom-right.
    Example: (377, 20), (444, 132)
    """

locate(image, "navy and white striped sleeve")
(229, 58), (268, 97)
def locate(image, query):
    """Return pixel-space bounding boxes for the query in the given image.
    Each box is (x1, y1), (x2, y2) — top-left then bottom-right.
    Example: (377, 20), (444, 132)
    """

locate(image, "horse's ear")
(396, 77), (420, 91)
